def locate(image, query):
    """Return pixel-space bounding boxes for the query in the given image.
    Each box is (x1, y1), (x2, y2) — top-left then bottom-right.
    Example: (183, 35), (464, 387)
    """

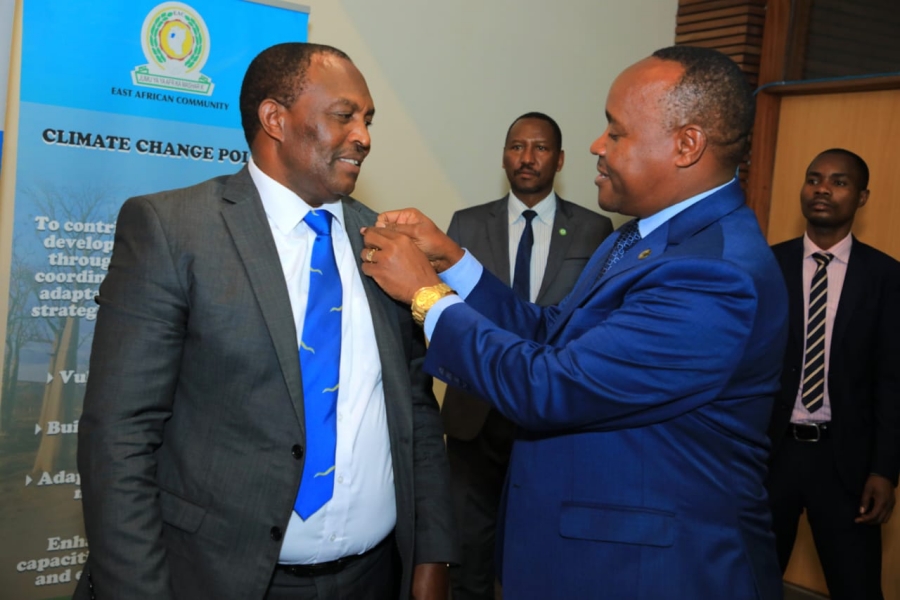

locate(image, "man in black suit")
(767, 148), (900, 600)
(440, 112), (612, 600)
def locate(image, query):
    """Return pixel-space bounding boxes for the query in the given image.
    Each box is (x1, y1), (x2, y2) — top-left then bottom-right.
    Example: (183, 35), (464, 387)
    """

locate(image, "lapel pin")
(638, 249), (652, 259)
(559, 228), (567, 236)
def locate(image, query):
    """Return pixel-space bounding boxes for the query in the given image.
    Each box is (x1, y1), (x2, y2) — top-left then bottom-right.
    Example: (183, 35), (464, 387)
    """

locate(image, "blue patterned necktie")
(294, 209), (342, 520)
(802, 251), (833, 413)
(512, 210), (537, 299)
(599, 219), (641, 276)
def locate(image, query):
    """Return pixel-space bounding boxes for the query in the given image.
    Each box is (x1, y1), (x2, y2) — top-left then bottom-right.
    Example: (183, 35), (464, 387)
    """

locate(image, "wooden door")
(765, 87), (900, 598)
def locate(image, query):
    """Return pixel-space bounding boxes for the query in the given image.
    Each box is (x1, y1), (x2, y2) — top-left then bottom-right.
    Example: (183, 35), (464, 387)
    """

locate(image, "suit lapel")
(538, 198), (575, 303)
(832, 238), (865, 350)
(780, 239), (805, 349)
(341, 200), (404, 380)
(486, 197), (511, 286)
(546, 180), (747, 341)
(220, 168), (306, 430)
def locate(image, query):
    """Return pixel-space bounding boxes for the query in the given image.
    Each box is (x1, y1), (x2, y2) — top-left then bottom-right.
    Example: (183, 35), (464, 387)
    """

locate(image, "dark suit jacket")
(75, 167), (456, 600)
(768, 236), (900, 492)
(426, 181), (786, 599)
(441, 195), (612, 441)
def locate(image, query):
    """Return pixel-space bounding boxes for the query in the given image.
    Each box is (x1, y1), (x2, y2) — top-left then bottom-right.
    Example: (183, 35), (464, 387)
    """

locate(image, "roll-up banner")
(0, 0), (15, 169)
(0, 2), (309, 597)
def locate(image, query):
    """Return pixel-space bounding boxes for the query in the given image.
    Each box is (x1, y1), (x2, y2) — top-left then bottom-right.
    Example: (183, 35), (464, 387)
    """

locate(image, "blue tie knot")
(522, 209), (537, 224)
(599, 219), (641, 276)
(305, 209), (333, 237)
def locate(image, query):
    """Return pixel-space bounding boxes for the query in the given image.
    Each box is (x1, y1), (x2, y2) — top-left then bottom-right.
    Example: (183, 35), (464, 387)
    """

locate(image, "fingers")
(376, 208), (430, 227)
(854, 476), (896, 524)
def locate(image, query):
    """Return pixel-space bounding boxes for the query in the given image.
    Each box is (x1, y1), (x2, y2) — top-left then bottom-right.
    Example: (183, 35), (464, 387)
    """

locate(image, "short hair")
(816, 148), (870, 189)
(651, 46), (755, 168)
(239, 42), (351, 148)
(505, 112), (563, 150)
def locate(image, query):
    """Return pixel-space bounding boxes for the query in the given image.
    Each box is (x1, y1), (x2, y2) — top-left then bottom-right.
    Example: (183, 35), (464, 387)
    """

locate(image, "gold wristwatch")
(410, 283), (456, 327)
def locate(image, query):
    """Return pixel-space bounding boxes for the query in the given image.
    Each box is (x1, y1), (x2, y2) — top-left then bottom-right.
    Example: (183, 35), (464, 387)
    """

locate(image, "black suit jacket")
(768, 236), (900, 492)
(441, 195), (612, 440)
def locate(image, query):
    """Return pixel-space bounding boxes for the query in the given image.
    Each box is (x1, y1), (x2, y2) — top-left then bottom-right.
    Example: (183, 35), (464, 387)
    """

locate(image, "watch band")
(410, 283), (456, 327)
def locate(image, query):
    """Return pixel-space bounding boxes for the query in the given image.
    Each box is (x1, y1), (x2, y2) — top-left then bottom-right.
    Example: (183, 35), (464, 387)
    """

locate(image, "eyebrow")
(331, 98), (376, 117)
(806, 171), (849, 178)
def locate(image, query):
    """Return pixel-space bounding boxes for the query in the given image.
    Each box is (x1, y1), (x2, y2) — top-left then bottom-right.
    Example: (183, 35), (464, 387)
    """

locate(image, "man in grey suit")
(76, 43), (456, 600)
(441, 112), (612, 600)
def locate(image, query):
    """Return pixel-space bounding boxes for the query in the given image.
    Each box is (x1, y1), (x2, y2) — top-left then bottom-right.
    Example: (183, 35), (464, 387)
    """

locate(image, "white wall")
(297, 0), (677, 230)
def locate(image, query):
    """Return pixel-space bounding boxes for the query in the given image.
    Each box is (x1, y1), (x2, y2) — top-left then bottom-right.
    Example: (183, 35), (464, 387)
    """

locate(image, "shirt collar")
(508, 190), (557, 225)
(803, 231), (853, 264)
(248, 157), (345, 235)
(637, 178), (734, 238)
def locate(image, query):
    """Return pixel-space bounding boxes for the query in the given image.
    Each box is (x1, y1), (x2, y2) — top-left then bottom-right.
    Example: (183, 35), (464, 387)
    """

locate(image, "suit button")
(292, 445), (304, 460)
(270, 526), (283, 541)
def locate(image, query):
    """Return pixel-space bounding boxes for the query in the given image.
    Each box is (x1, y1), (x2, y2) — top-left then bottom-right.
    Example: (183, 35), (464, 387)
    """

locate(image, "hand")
(375, 209), (464, 273)
(361, 226), (442, 303)
(855, 474), (896, 525)
(411, 563), (449, 600)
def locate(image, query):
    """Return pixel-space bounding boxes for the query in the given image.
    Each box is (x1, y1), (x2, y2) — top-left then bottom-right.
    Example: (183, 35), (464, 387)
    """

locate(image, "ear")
(257, 98), (287, 143)
(858, 188), (870, 208)
(556, 149), (565, 172)
(674, 124), (706, 168)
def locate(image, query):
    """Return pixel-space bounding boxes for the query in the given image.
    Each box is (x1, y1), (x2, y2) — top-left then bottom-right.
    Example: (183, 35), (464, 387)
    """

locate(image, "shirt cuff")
(424, 250), (483, 340)
(423, 295), (464, 340)
(438, 249), (482, 299)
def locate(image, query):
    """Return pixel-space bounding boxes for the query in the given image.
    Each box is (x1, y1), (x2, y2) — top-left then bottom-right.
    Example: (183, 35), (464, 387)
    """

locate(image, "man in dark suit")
(441, 112), (611, 599)
(76, 43), (456, 600)
(767, 148), (900, 600)
(360, 46), (786, 599)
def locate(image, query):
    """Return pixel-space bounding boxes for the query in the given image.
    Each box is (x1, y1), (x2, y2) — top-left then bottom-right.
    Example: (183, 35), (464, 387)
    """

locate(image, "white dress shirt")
(508, 191), (557, 302)
(790, 232), (852, 424)
(248, 159), (395, 564)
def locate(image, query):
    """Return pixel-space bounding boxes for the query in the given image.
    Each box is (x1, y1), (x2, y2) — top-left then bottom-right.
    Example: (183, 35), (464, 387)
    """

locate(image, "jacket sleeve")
(425, 257), (761, 433)
(78, 196), (184, 599)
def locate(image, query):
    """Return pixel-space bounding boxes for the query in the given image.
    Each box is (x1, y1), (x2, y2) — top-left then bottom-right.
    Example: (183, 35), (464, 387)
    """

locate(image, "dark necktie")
(294, 209), (342, 520)
(802, 251), (833, 413)
(599, 219), (641, 277)
(512, 210), (537, 300)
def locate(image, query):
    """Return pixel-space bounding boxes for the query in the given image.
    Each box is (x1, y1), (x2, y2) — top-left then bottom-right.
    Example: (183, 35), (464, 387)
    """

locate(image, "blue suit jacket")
(425, 181), (787, 599)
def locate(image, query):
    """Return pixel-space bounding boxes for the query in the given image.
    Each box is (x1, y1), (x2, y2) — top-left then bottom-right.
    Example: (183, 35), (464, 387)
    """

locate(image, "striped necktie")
(294, 209), (342, 519)
(802, 251), (833, 413)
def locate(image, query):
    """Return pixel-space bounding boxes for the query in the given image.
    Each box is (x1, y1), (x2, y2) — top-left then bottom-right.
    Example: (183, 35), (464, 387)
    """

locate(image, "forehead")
(507, 118), (555, 141)
(606, 58), (683, 119)
(807, 153), (856, 177)
(301, 54), (373, 108)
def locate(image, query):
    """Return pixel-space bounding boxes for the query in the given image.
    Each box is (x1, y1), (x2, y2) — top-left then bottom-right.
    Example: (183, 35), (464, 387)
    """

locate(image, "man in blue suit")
(360, 46), (787, 600)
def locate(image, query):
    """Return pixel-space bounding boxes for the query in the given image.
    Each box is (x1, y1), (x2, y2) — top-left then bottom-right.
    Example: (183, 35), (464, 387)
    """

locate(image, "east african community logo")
(131, 2), (214, 96)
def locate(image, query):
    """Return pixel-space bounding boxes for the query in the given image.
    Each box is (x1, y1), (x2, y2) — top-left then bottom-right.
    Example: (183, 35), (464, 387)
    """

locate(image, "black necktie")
(802, 251), (833, 413)
(512, 210), (537, 300)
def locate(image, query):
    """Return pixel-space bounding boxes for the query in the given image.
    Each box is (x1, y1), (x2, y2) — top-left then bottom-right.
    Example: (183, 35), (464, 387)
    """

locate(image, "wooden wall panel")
(766, 89), (900, 260)
(675, 0), (766, 87)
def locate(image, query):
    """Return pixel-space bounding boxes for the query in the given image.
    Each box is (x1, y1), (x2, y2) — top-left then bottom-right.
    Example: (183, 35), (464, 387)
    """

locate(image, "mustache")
(515, 167), (539, 176)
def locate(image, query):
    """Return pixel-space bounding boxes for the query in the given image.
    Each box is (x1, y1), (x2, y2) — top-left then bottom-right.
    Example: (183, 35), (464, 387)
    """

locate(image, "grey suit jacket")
(76, 167), (456, 600)
(441, 195), (612, 440)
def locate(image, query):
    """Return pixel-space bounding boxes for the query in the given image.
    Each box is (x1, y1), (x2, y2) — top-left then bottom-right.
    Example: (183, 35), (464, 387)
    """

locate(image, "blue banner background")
(1, 2), (308, 597)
